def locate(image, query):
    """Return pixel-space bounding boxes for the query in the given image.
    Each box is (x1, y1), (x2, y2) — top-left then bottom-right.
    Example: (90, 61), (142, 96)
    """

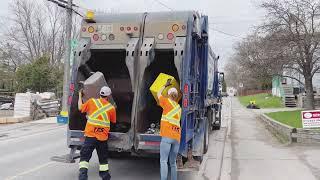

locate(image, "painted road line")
(0, 125), (65, 143)
(5, 161), (56, 180)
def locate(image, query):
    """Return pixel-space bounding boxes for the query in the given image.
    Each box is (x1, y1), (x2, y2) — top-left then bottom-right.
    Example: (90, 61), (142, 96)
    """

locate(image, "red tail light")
(68, 96), (72, 105)
(134, 27), (139, 31)
(93, 34), (99, 41)
(81, 27), (86, 32)
(120, 27), (124, 31)
(183, 98), (188, 108)
(127, 27), (131, 31)
(184, 84), (189, 94)
(69, 83), (74, 91)
(167, 33), (174, 40)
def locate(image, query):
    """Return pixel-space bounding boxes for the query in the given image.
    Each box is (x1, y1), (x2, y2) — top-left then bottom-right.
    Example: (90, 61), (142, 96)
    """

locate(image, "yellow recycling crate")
(149, 73), (182, 104)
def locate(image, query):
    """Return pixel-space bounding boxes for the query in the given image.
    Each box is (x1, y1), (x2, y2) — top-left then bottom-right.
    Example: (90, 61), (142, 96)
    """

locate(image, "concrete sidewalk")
(230, 97), (320, 180)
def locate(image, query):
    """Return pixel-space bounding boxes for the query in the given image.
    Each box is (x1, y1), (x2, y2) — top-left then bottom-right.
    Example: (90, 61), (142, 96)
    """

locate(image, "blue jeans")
(160, 137), (180, 180)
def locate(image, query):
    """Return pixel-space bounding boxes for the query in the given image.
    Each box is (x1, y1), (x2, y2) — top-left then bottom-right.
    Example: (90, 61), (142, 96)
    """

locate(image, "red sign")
(301, 110), (320, 128)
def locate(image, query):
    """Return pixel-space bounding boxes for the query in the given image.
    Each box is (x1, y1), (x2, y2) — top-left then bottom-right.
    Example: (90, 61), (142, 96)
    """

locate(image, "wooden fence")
(238, 89), (272, 96)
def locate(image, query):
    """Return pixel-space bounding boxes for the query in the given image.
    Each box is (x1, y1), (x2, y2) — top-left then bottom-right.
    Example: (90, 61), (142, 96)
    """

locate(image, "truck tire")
(212, 106), (221, 130)
(208, 109), (215, 132)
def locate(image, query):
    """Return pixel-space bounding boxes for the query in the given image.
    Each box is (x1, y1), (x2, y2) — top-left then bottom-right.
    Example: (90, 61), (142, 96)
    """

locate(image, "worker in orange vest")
(78, 86), (116, 180)
(157, 79), (182, 180)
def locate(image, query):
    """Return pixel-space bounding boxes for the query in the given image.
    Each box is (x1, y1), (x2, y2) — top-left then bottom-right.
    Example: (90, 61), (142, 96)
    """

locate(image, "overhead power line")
(209, 27), (243, 39)
(46, 0), (83, 17)
(152, 0), (174, 11)
(149, 0), (242, 39)
(57, 0), (79, 7)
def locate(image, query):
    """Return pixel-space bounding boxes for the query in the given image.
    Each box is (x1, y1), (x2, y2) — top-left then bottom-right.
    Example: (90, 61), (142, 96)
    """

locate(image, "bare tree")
(259, 0), (320, 109)
(0, 0), (81, 91)
(0, 0), (75, 65)
(225, 33), (286, 90)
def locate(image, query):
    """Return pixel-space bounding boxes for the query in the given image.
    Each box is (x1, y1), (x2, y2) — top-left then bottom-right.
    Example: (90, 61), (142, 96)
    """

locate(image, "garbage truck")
(60, 11), (223, 168)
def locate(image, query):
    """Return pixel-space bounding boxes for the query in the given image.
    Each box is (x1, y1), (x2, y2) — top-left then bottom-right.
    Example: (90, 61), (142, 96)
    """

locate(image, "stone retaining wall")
(260, 114), (320, 144)
(294, 128), (320, 144)
(260, 114), (294, 143)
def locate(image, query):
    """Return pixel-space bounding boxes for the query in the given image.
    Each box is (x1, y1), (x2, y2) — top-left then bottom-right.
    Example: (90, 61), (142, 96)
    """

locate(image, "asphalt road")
(0, 99), (232, 180)
(0, 123), (213, 180)
(0, 122), (164, 180)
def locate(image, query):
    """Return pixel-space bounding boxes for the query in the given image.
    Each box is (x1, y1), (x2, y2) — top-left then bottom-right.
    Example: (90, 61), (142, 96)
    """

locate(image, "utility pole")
(61, 0), (73, 115)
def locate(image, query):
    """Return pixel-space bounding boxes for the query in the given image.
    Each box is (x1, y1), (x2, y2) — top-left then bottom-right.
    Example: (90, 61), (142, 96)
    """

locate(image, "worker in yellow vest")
(157, 79), (182, 180)
(78, 86), (116, 180)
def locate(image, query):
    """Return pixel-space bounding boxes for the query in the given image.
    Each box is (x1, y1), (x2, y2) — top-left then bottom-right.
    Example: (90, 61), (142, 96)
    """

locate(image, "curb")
(219, 97), (232, 180)
(260, 114), (294, 143)
(260, 114), (320, 144)
(0, 116), (31, 124)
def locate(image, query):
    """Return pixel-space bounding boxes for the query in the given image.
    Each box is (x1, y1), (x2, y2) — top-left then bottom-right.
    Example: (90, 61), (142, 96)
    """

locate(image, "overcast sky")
(0, 0), (265, 69)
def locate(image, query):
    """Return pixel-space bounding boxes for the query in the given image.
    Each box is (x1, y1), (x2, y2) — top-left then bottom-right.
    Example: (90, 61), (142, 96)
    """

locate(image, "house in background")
(272, 71), (320, 108)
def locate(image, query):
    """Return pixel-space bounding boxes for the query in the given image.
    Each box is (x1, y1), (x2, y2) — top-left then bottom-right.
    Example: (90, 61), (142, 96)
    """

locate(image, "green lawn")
(238, 93), (283, 108)
(266, 110), (302, 128)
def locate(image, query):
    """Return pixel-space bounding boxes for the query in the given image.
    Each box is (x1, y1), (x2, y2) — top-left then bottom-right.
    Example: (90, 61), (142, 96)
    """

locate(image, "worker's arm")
(157, 79), (172, 99)
(109, 107), (116, 124)
(78, 89), (84, 111)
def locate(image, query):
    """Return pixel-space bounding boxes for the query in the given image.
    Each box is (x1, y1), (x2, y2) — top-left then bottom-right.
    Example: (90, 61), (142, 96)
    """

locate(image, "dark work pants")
(79, 137), (111, 180)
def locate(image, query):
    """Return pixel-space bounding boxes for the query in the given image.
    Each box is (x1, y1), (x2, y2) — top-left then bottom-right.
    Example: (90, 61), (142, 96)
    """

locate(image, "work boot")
(79, 168), (88, 180)
(99, 171), (111, 180)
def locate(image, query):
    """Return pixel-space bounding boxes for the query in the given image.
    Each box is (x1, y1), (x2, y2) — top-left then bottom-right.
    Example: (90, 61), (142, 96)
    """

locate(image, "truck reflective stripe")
(99, 164), (109, 171)
(79, 161), (89, 169)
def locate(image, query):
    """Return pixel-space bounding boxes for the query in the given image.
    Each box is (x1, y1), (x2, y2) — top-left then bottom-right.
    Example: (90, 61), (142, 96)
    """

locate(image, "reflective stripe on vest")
(87, 99), (113, 128)
(161, 98), (181, 127)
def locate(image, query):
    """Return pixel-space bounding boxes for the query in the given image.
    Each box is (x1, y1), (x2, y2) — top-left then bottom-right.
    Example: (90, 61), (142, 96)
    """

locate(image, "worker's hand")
(79, 89), (84, 97)
(164, 79), (172, 87)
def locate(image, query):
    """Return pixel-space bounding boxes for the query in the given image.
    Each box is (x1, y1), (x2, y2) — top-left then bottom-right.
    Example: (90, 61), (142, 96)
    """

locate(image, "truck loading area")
(137, 49), (180, 133)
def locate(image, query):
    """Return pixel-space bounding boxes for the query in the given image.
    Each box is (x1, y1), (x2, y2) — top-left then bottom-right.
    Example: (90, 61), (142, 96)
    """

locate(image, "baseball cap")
(100, 86), (112, 96)
(168, 87), (178, 95)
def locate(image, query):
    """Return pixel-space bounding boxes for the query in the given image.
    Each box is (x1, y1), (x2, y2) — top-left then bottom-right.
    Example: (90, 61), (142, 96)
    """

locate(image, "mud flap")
(51, 146), (80, 163)
(192, 117), (206, 156)
(108, 132), (133, 152)
(51, 130), (84, 163)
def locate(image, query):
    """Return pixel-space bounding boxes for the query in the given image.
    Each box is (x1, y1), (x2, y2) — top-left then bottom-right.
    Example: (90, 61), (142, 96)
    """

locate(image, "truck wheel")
(208, 109), (216, 131)
(212, 107), (221, 130)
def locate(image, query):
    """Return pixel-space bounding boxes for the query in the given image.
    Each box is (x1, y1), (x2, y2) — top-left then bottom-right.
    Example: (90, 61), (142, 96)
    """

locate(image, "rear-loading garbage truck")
(61, 11), (223, 169)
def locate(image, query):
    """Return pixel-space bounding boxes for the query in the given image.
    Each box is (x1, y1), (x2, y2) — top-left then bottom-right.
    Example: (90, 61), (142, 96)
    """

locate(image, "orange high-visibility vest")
(161, 98), (181, 127)
(86, 99), (113, 128)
